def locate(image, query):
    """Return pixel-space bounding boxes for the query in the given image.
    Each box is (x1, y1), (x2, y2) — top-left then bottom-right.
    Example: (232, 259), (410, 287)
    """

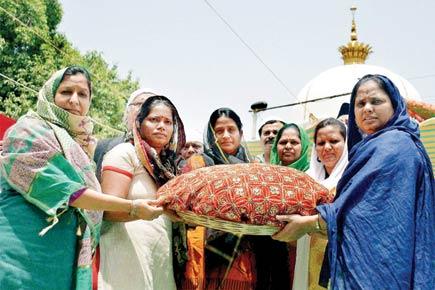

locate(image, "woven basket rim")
(178, 210), (279, 236)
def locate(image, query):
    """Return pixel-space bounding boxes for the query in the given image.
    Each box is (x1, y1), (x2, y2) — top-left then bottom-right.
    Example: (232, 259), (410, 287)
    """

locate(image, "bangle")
(129, 200), (140, 218)
(312, 214), (321, 232)
(316, 213), (322, 231)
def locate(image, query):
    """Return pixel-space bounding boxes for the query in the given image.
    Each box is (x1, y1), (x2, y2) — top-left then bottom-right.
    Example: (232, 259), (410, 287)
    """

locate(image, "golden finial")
(338, 6), (373, 64)
(350, 6), (357, 41)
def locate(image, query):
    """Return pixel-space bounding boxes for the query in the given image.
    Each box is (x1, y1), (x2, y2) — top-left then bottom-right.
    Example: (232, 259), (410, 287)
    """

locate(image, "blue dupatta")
(317, 75), (434, 289)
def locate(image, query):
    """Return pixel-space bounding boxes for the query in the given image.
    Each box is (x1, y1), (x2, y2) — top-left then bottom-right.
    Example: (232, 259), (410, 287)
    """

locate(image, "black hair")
(284, 123), (300, 136)
(275, 123), (301, 144)
(61, 66), (92, 94)
(136, 95), (178, 126)
(258, 119), (286, 137)
(314, 117), (347, 144)
(209, 107), (243, 131)
(134, 95), (186, 186)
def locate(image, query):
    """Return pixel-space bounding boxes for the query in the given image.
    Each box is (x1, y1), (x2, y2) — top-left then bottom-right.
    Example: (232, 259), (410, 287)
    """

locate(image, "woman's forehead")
(215, 116), (237, 127)
(281, 127), (300, 138)
(148, 103), (173, 116)
(355, 79), (389, 98)
(317, 125), (342, 135)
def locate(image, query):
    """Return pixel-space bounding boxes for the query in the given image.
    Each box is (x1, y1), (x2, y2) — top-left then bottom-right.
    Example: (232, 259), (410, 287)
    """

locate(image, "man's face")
(180, 141), (204, 159)
(260, 122), (284, 149)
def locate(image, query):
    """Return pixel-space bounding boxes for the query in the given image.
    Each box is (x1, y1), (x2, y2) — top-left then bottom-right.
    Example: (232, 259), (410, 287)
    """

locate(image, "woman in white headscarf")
(293, 118), (348, 290)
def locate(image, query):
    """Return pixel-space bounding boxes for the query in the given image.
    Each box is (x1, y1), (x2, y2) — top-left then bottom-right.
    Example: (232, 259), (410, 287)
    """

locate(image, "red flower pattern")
(157, 163), (332, 227)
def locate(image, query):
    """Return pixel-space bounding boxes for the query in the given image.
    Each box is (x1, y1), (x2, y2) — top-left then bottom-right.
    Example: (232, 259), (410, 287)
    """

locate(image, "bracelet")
(312, 213), (321, 232)
(316, 213), (322, 231)
(129, 200), (140, 218)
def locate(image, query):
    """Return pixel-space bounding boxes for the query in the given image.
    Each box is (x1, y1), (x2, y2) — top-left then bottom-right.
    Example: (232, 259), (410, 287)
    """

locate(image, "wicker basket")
(178, 210), (279, 236)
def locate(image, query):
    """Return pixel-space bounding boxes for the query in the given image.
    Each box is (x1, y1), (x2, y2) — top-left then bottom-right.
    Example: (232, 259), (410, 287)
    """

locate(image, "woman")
(307, 118), (347, 191)
(98, 95), (185, 290)
(269, 123), (310, 289)
(273, 75), (434, 289)
(94, 88), (157, 181)
(182, 108), (256, 290)
(203, 107), (250, 165)
(293, 118), (348, 290)
(0, 67), (163, 290)
(270, 123), (310, 171)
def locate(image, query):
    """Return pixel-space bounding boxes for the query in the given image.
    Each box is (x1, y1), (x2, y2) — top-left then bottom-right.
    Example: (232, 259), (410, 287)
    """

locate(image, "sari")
(0, 67), (102, 289)
(132, 96), (187, 287)
(269, 123), (311, 289)
(98, 95), (186, 290)
(317, 75), (434, 289)
(182, 115), (261, 290)
(294, 130), (348, 290)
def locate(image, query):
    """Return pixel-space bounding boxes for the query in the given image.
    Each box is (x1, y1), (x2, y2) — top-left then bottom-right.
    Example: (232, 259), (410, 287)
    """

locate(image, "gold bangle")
(316, 213), (322, 231)
(129, 200), (140, 218)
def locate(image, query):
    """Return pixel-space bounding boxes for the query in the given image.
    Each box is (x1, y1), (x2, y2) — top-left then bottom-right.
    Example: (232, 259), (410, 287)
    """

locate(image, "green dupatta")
(270, 123), (310, 172)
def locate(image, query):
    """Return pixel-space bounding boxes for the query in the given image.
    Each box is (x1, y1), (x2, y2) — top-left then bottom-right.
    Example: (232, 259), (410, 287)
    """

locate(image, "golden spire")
(339, 6), (373, 64)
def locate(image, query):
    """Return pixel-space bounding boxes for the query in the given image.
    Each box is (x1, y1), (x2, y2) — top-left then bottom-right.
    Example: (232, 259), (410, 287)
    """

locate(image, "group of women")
(0, 66), (433, 290)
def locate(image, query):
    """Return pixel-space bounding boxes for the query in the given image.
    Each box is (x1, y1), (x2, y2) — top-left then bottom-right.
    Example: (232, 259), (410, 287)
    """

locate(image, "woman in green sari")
(269, 122), (310, 287)
(0, 66), (163, 290)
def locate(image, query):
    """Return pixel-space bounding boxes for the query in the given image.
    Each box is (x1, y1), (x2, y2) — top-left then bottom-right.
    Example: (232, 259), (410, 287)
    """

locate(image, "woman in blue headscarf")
(273, 74), (434, 289)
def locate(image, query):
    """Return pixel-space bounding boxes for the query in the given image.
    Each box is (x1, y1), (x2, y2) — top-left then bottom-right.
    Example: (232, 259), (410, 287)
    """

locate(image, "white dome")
(296, 64), (422, 121)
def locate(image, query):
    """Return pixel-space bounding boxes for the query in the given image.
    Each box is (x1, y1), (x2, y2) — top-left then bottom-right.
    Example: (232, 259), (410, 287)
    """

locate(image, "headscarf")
(123, 88), (158, 127)
(133, 95), (186, 186)
(36, 67), (97, 158)
(307, 123), (348, 190)
(126, 88), (158, 108)
(317, 74), (434, 289)
(270, 123), (310, 171)
(346, 74), (420, 153)
(203, 109), (251, 164)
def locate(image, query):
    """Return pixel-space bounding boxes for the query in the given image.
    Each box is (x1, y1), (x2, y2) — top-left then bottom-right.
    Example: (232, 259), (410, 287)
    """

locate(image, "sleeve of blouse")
(101, 142), (136, 179)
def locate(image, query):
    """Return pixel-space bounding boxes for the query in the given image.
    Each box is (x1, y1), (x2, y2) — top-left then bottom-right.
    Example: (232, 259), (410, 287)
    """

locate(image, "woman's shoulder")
(110, 141), (135, 153)
(201, 153), (216, 165)
(3, 114), (58, 148)
(371, 129), (417, 150)
(10, 113), (50, 131)
(364, 129), (423, 164)
(101, 142), (139, 173)
(104, 142), (135, 160)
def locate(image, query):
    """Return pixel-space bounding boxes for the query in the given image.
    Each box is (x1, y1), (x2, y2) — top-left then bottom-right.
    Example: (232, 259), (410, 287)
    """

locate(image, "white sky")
(58, 0), (435, 140)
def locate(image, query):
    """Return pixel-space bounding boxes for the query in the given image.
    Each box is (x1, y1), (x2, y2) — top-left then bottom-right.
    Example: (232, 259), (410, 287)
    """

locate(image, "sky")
(58, 0), (435, 140)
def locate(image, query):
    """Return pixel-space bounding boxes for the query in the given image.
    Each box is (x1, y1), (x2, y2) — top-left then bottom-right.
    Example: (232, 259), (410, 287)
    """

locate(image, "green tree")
(82, 51), (139, 136)
(0, 0), (138, 137)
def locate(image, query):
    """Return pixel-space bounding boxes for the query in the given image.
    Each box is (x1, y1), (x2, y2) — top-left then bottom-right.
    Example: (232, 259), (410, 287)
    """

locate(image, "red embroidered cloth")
(157, 163), (332, 226)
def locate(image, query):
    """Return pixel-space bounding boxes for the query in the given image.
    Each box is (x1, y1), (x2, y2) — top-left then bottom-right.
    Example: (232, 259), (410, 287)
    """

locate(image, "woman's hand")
(163, 208), (182, 222)
(132, 199), (164, 220)
(147, 197), (183, 222)
(147, 199), (182, 222)
(272, 214), (318, 242)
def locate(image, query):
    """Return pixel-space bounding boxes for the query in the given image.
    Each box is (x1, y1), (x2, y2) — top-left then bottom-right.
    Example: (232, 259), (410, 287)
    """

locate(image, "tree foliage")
(0, 0), (138, 137)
